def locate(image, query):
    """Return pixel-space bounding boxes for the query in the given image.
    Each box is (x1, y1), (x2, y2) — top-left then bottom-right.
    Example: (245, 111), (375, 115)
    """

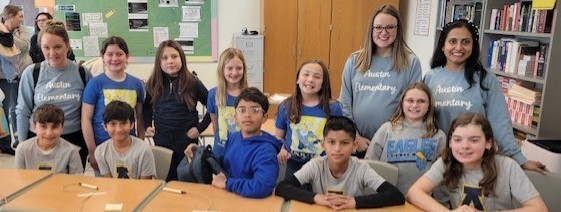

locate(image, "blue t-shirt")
(82, 73), (145, 145)
(275, 101), (343, 162)
(207, 87), (240, 156)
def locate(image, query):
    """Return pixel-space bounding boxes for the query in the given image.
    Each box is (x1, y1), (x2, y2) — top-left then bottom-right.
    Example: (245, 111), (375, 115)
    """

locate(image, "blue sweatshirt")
(206, 87), (239, 156)
(220, 131), (282, 198)
(339, 53), (422, 140)
(423, 66), (526, 165)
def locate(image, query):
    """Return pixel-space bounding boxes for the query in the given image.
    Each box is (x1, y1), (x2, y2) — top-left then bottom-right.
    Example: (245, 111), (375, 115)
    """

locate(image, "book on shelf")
(487, 39), (547, 78)
(509, 84), (542, 104)
(442, 1), (483, 28)
(536, 43), (548, 77)
(489, 1), (553, 33)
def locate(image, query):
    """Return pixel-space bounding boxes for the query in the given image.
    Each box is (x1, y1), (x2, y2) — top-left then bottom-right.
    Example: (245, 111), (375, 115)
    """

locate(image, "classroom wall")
(126, 0), (261, 88)
(399, 0), (439, 75)
(127, 0), (439, 85)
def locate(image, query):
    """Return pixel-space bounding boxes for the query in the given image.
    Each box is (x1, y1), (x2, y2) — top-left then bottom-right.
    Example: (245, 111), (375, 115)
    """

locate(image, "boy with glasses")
(185, 87), (281, 198)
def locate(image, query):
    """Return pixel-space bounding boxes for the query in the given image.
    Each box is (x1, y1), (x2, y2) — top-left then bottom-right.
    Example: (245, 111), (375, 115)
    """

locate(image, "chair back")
(361, 159), (399, 185)
(151, 146), (173, 180)
(525, 170), (561, 211)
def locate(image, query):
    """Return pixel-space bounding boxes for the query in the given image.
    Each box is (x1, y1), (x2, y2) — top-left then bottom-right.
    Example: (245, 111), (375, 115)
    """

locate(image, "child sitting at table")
(95, 101), (156, 179)
(275, 116), (405, 210)
(15, 104), (83, 174)
(185, 87), (282, 198)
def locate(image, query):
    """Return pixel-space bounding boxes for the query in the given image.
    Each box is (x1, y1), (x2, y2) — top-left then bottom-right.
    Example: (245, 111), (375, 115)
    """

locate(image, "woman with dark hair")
(29, 12), (74, 63)
(423, 19), (546, 173)
(339, 4), (422, 157)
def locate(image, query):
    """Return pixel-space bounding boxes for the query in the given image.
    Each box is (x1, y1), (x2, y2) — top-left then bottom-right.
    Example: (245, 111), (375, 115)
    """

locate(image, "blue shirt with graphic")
(207, 87), (240, 156)
(275, 101), (343, 163)
(82, 73), (144, 145)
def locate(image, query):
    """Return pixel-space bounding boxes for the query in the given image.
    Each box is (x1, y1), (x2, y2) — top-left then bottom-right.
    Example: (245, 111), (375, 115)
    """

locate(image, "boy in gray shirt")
(276, 116), (404, 210)
(95, 101), (155, 179)
(15, 104), (83, 174)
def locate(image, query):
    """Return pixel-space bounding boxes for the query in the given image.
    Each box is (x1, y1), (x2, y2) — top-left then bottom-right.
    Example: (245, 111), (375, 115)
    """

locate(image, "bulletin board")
(52, 0), (218, 62)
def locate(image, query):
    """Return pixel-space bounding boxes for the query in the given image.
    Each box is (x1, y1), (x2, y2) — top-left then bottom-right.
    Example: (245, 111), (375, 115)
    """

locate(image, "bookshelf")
(436, 0), (561, 140)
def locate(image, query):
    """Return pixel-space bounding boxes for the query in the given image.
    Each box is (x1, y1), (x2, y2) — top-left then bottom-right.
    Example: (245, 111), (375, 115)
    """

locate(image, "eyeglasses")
(404, 98), (428, 105)
(235, 107), (263, 115)
(373, 25), (397, 33)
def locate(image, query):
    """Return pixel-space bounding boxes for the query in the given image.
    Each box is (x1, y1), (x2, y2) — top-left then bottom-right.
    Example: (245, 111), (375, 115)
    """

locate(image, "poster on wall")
(65, 12), (81, 31)
(414, 0), (431, 36)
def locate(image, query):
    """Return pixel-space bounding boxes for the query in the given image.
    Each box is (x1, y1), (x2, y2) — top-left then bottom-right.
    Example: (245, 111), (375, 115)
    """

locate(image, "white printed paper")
(89, 22), (108, 37)
(82, 13), (103, 26)
(179, 22), (198, 38)
(70, 39), (82, 50)
(83, 36), (100, 56)
(182, 6), (201, 21)
(153, 27), (169, 47)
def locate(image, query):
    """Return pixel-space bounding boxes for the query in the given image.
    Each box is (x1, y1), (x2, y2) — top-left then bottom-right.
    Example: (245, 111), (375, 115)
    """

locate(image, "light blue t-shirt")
(339, 53), (422, 140)
(206, 87), (239, 156)
(82, 73), (145, 145)
(275, 101), (343, 162)
(423, 66), (526, 165)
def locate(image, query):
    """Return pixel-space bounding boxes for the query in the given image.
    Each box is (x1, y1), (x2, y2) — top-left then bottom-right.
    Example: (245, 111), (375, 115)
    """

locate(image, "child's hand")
(452, 205), (477, 212)
(277, 147), (291, 164)
(186, 127), (200, 139)
(313, 194), (331, 207)
(211, 172), (227, 189)
(145, 126), (155, 137)
(522, 160), (548, 175)
(355, 135), (371, 152)
(184, 143), (198, 158)
(324, 193), (356, 210)
(88, 155), (99, 171)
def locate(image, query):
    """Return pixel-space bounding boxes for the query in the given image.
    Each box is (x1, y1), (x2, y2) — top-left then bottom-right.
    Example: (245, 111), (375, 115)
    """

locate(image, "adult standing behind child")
(29, 12), (75, 63)
(95, 101), (155, 179)
(424, 19), (546, 173)
(15, 104), (83, 174)
(276, 60), (343, 178)
(185, 87), (281, 198)
(339, 5), (422, 157)
(0, 5), (32, 154)
(406, 113), (547, 211)
(82, 36), (145, 176)
(365, 82), (446, 195)
(16, 20), (92, 167)
(144, 40), (210, 181)
(276, 116), (404, 210)
(207, 48), (248, 156)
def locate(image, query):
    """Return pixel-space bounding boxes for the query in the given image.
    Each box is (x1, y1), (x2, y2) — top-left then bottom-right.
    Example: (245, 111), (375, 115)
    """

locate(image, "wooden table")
(2, 174), (164, 211)
(200, 118), (277, 137)
(288, 200), (423, 211)
(142, 181), (285, 212)
(0, 168), (52, 205)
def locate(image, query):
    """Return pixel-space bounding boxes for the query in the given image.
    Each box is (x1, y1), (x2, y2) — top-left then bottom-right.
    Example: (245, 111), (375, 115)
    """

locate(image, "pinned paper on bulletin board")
(533, 0), (557, 10)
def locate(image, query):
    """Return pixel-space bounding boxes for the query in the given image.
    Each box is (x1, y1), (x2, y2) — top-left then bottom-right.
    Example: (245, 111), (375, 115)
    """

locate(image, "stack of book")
(507, 84), (541, 127)
(489, 1), (554, 33)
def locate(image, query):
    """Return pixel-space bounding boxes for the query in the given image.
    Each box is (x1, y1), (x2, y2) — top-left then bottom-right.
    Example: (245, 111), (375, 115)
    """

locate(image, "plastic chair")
(151, 145), (173, 180)
(361, 159), (399, 186)
(525, 170), (561, 211)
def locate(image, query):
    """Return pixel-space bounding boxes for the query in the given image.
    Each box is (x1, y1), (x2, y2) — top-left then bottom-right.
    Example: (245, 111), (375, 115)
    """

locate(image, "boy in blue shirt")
(186, 87), (281, 198)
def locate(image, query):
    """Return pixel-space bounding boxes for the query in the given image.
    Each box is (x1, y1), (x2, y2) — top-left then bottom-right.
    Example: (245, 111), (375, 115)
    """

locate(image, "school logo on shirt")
(433, 85), (473, 110)
(217, 106), (239, 145)
(37, 162), (54, 172)
(103, 89), (138, 107)
(460, 184), (486, 211)
(289, 116), (326, 160)
(386, 138), (438, 170)
(113, 162), (131, 179)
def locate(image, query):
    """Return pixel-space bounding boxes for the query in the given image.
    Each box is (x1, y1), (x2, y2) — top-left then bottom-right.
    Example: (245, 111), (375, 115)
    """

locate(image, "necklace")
(166, 75), (177, 95)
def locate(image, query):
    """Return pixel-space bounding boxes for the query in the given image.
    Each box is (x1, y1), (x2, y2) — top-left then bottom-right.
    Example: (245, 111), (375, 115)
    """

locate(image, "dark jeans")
(154, 129), (198, 181)
(28, 130), (88, 168)
(285, 158), (307, 179)
(0, 79), (18, 150)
